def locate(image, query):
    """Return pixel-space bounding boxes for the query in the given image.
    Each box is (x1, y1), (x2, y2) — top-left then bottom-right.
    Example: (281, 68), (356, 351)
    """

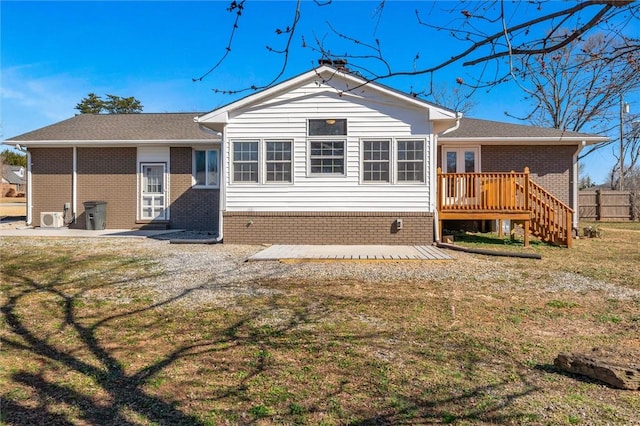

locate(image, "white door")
(442, 147), (479, 204)
(140, 163), (167, 220)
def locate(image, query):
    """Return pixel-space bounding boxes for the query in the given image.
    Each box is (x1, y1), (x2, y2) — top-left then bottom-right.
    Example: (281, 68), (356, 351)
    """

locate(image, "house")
(1, 164), (26, 196)
(4, 65), (607, 246)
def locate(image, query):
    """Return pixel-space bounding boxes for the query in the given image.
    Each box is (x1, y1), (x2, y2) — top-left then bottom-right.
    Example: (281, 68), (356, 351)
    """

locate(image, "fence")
(579, 190), (634, 221)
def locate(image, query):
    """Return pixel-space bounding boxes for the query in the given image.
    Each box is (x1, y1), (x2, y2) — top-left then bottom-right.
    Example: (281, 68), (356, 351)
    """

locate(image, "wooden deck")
(437, 168), (573, 248)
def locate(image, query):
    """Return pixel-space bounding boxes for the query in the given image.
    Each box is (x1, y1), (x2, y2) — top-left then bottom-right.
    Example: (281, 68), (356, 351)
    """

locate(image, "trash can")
(83, 201), (107, 230)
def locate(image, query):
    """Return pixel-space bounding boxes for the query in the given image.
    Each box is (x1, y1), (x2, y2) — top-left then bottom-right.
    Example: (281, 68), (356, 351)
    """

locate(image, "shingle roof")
(441, 117), (606, 140)
(1, 165), (25, 185)
(7, 113), (219, 141)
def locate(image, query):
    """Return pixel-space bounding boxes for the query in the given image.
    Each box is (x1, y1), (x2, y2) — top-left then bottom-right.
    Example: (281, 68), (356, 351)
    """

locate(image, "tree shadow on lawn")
(1, 251), (214, 425)
(1, 249), (545, 425)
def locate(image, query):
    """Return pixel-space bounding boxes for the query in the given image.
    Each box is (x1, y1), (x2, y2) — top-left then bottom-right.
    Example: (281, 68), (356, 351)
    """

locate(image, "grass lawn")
(1, 223), (639, 425)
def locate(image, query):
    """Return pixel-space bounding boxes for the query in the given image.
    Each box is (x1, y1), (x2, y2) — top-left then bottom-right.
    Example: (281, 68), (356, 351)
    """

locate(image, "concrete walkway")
(248, 245), (453, 261)
(0, 227), (183, 238)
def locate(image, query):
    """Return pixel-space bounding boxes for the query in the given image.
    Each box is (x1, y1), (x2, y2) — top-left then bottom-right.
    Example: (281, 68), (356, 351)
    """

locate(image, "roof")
(6, 113), (219, 143)
(441, 117), (608, 143)
(1, 165), (25, 185)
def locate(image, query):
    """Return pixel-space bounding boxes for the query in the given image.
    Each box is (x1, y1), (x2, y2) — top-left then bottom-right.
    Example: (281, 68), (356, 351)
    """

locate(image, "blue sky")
(1, 1), (637, 184)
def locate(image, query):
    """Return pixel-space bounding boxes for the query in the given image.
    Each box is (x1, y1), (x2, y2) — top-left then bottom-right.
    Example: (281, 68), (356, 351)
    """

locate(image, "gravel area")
(4, 236), (639, 307)
(144, 239), (640, 306)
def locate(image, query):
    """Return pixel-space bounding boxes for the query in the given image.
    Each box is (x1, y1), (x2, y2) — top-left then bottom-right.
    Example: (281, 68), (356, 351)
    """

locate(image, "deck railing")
(437, 167), (573, 247)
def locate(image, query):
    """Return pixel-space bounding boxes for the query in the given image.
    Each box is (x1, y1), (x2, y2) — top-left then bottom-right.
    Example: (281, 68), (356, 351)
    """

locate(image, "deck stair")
(437, 167), (573, 248)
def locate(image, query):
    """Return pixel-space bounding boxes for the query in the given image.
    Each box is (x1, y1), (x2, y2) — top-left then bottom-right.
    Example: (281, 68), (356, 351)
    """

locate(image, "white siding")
(224, 81), (435, 212)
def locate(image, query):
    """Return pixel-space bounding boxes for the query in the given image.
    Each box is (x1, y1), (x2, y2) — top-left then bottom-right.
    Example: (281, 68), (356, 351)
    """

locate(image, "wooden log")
(554, 347), (640, 390)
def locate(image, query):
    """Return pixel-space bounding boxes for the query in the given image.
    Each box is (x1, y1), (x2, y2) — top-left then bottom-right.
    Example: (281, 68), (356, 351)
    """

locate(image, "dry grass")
(0, 197), (26, 218)
(1, 223), (639, 425)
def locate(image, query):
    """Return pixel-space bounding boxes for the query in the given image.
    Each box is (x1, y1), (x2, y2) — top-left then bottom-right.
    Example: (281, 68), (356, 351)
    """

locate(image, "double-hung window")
(308, 119), (346, 176)
(266, 141), (292, 182)
(231, 140), (292, 184)
(233, 141), (259, 183)
(309, 141), (344, 174)
(193, 149), (219, 187)
(397, 140), (424, 182)
(362, 140), (390, 182)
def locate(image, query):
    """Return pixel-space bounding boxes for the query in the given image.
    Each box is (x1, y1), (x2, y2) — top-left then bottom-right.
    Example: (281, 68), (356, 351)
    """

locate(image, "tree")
(609, 113), (640, 190)
(75, 93), (104, 114)
(75, 93), (143, 114)
(0, 149), (27, 168)
(103, 94), (143, 114)
(578, 163), (596, 190)
(506, 32), (640, 160)
(195, 1), (638, 97)
(428, 84), (477, 115)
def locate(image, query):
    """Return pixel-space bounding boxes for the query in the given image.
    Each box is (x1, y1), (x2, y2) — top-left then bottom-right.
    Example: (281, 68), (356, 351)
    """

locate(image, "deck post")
(436, 167), (442, 242)
(566, 210), (573, 248)
(524, 167), (530, 211)
(524, 219), (530, 247)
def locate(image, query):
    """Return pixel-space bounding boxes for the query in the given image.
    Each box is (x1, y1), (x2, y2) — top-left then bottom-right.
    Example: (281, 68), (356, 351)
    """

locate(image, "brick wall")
(223, 211), (434, 245)
(75, 147), (137, 229)
(30, 148), (73, 226)
(481, 145), (575, 205)
(170, 147), (219, 231)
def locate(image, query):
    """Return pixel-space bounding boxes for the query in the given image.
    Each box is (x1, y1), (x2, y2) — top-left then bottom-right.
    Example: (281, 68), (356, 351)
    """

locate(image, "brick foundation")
(222, 211), (434, 245)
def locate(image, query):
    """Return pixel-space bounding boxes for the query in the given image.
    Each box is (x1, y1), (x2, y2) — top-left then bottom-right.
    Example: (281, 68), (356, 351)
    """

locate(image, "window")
(308, 119), (347, 136)
(266, 141), (292, 182)
(310, 141), (344, 174)
(397, 140), (424, 182)
(233, 141), (259, 182)
(362, 140), (390, 182)
(193, 149), (219, 187)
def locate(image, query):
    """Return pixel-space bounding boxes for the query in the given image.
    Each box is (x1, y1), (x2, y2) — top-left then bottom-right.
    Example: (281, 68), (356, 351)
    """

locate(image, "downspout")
(216, 134), (225, 243)
(573, 141), (586, 230)
(13, 144), (32, 225)
(72, 146), (77, 223)
(431, 133), (440, 242)
(171, 125), (224, 245)
(433, 112), (462, 242)
(201, 124), (225, 243)
(26, 150), (32, 225)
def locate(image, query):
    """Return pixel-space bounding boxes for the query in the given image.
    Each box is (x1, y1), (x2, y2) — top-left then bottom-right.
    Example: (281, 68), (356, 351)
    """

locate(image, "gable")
(224, 81), (439, 138)
(197, 65), (459, 133)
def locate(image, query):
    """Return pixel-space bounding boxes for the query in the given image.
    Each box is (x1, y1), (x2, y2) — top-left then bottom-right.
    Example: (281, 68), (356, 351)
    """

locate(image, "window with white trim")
(266, 141), (292, 182)
(308, 119), (347, 136)
(309, 140), (345, 175)
(362, 140), (390, 182)
(193, 149), (219, 187)
(397, 140), (424, 182)
(233, 141), (259, 183)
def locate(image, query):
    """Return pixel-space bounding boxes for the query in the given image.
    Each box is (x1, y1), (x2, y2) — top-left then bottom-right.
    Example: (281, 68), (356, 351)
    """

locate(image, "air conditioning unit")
(40, 212), (64, 228)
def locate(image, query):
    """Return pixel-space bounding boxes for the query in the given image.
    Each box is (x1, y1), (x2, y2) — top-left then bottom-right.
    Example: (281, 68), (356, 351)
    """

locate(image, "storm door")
(140, 163), (167, 220)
